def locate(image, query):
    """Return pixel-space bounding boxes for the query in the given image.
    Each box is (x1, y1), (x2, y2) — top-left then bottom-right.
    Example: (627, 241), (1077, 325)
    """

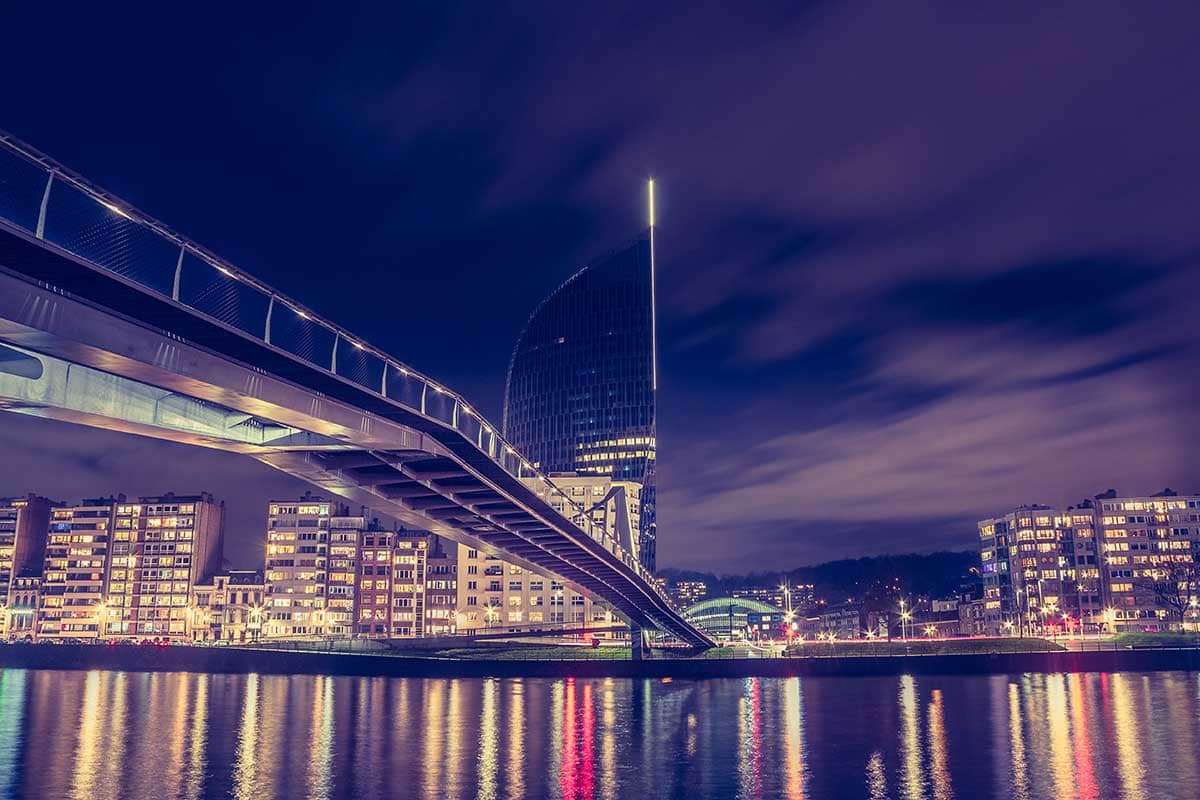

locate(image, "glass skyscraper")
(503, 231), (657, 570)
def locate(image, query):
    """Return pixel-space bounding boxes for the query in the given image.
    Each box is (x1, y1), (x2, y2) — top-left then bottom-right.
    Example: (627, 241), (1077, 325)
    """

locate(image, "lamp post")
(93, 600), (108, 641)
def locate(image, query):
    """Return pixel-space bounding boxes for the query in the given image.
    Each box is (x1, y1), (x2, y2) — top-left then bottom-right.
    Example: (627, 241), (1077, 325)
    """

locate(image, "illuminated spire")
(648, 178), (657, 392)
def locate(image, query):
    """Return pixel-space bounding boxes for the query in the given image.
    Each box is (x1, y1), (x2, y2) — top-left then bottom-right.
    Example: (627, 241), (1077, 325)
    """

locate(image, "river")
(0, 668), (1196, 799)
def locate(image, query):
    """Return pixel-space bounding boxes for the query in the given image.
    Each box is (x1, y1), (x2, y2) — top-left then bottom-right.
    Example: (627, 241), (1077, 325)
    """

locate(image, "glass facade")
(503, 232), (657, 570)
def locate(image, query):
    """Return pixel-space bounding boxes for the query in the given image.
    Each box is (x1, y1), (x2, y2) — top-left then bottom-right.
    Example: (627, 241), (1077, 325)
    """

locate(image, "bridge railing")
(0, 131), (667, 602)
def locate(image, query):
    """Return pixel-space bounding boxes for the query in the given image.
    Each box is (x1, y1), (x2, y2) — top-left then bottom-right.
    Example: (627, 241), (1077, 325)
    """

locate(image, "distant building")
(39, 498), (120, 641)
(503, 230), (658, 571)
(191, 570), (264, 643)
(456, 473), (627, 637)
(731, 584), (815, 611)
(1095, 490), (1200, 631)
(978, 490), (1200, 634)
(389, 531), (430, 638)
(670, 580), (709, 609)
(456, 547), (615, 634)
(265, 495), (340, 638)
(682, 597), (783, 642)
(0, 495), (55, 639)
(6, 574), (41, 640)
(424, 537), (457, 636)
(354, 527), (395, 638)
(801, 603), (861, 639)
(105, 493), (225, 641)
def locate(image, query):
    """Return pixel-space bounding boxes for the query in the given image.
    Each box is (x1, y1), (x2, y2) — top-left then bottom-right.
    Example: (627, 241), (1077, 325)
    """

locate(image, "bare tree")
(1133, 560), (1199, 630)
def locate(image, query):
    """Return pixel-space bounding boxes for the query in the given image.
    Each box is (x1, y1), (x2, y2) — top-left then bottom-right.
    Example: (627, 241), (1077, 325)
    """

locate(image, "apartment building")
(355, 527), (395, 638)
(327, 512), (367, 638)
(424, 537), (457, 636)
(1095, 490), (1200, 630)
(39, 498), (119, 640)
(105, 493), (224, 640)
(191, 570), (265, 642)
(390, 531), (429, 638)
(0, 495), (54, 639)
(978, 489), (1200, 634)
(455, 473), (629, 635)
(265, 496), (338, 638)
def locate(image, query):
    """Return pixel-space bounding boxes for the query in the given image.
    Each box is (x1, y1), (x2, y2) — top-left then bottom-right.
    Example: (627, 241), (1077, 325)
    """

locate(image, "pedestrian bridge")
(0, 131), (712, 648)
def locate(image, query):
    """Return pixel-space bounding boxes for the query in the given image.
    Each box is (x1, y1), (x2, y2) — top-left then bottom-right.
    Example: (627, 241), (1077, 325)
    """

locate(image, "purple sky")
(2, 2), (1198, 572)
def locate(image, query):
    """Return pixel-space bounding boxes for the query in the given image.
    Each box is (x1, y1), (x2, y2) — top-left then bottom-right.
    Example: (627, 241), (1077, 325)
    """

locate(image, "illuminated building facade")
(503, 230), (658, 571)
(327, 512), (370, 638)
(190, 570), (265, 642)
(682, 597), (783, 642)
(389, 531), (429, 637)
(670, 580), (709, 609)
(355, 527), (395, 638)
(456, 547), (613, 633)
(6, 575), (41, 639)
(731, 584), (815, 611)
(0, 495), (54, 639)
(979, 490), (1200, 634)
(38, 498), (118, 640)
(424, 537), (457, 635)
(1095, 491), (1200, 630)
(455, 474), (628, 635)
(978, 505), (1099, 634)
(105, 493), (225, 640)
(265, 496), (339, 638)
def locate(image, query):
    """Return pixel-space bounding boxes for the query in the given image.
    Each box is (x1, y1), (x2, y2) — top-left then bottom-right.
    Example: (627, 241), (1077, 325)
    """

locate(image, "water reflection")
(3, 669), (1200, 799)
(0, 669), (26, 799)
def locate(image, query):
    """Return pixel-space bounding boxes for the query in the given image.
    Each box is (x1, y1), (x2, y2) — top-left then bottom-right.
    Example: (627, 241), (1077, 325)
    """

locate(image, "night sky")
(2, 3), (1197, 573)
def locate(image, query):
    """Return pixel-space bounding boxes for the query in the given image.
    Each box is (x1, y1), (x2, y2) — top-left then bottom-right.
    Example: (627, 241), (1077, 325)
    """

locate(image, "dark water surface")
(0, 668), (1197, 799)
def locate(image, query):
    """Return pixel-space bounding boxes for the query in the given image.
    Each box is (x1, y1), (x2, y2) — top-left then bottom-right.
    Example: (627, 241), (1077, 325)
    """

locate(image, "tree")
(1133, 560), (1199, 630)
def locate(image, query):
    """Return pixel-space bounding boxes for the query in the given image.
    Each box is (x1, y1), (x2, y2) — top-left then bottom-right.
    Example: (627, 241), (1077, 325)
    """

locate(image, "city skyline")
(2, 4), (1199, 575)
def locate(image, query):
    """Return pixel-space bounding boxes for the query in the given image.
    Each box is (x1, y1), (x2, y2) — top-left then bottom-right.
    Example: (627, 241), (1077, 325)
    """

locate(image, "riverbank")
(2, 642), (1199, 678)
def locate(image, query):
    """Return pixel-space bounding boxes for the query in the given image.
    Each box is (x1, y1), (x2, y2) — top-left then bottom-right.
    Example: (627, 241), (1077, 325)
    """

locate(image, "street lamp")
(924, 625), (937, 639)
(93, 601), (109, 640)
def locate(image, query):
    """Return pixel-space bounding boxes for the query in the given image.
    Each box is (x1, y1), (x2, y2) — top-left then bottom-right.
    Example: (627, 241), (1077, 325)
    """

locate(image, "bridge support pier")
(630, 626), (645, 661)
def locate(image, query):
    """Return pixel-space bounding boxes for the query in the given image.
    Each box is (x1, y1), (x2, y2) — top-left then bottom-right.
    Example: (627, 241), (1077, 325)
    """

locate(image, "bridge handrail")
(0, 130), (667, 602)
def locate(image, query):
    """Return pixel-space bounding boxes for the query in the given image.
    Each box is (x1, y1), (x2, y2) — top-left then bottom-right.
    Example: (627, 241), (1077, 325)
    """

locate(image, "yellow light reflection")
(928, 689), (952, 800)
(866, 751), (888, 800)
(736, 678), (763, 799)
(1008, 683), (1029, 800)
(1110, 674), (1147, 800)
(166, 674), (189, 800)
(478, 679), (499, 800)
(898, 675), (923, 800)
(1046, 675), (1073, 800)
(69, 672), (102, 800)
(507, 679), (527, 800)
(445, 680), (464, 800)
(233, 673), (260, 800)
(421, 680), (446, 800)
(307, 676), (334, 800)
(601, 679), (616, 800)
(184, 675), (208, 800)
(783, 677), (808, 800)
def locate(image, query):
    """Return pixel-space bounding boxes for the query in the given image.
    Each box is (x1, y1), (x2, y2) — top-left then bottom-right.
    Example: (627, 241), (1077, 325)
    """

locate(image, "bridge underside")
(0, 223), (712, 648)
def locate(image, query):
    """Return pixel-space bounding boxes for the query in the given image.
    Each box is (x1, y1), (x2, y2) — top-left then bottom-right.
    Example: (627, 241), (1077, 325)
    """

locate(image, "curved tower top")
(503, 223), (657, 569)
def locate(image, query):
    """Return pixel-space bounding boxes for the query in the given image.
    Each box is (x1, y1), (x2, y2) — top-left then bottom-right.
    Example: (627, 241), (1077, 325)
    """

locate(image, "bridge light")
(102, 201), (130, 219)
(295, 309), (310, 320)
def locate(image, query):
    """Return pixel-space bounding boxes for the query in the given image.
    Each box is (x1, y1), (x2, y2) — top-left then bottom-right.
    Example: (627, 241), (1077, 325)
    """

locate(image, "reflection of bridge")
(0, 131), (713, 649)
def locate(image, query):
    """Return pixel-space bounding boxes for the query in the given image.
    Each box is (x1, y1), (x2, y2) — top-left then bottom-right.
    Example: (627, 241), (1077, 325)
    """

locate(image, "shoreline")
(2, 643), (1199, 679)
